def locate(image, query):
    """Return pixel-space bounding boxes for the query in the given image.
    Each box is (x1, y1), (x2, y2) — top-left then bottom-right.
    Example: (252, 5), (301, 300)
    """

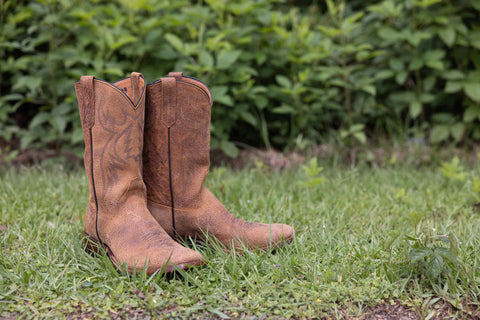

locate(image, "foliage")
(299, 157), (325, 187)
(405, 211), (461, 280)
(1, 0), (480, 156)
(439, 156), (467, 182)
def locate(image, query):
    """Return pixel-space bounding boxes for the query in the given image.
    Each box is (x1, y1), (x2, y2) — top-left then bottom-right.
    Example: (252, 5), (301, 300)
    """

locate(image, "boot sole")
(83, 233), (204, 275)
(171, 232), (295, 252)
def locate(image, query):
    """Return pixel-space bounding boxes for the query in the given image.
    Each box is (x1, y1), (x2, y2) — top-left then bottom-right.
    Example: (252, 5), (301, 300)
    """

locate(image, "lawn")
(0, 160), (479, 319)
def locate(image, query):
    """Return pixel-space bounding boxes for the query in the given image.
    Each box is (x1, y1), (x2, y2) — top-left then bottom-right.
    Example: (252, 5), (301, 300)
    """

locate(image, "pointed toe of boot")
(265, 223), (295, 249)
(169, 247), (205, 270)
(112, 239), (205, 275)
(145, 245), (205, 274)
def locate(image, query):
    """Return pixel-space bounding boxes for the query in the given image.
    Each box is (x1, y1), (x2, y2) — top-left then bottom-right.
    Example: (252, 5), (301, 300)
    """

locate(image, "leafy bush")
(1, 0), (480, 157)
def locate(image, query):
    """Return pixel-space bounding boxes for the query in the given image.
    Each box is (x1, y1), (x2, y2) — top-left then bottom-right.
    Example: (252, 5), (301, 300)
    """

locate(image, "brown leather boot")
(75, 72), (204, 274)
(143, 72), (294, 250)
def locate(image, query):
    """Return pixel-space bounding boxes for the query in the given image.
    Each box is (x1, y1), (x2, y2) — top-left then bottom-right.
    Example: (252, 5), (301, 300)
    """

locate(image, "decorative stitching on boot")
(89, 127), (103, 246)
(167, 127), (176, 236)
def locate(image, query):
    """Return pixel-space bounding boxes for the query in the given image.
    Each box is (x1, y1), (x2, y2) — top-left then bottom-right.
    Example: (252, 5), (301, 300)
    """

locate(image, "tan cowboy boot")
(75, 72), (204, 274)
(143, 72), (294, 250)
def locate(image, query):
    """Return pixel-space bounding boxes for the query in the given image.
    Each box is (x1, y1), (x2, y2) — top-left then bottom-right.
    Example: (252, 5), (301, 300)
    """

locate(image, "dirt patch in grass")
(2, 300), (477, 319)
(212, 143), (480, 170)
(343, 300), (480, 320)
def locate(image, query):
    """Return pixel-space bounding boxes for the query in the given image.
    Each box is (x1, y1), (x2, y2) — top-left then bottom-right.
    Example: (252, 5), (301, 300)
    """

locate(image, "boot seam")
(89, 127), (103, 247)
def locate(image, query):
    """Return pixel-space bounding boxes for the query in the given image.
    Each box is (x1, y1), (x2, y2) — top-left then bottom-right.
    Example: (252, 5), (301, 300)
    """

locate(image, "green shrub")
(1, 0), (479, 157)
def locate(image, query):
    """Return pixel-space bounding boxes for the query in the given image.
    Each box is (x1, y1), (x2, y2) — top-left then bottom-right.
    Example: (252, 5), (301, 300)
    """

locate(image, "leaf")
(427, 254), (444, 278)
(210, 86), (228, 98)
(71, 127), (84, 144)
(450, 123), (464, 142)
(423, 76), (436, 92)
(208, 308), (230, 319)
(409, 101), (422, 118)
(275, 75), (292, 89)
(350, 123), (365, 132)
(10, 9), (33, 23)
(375, 70), (394, 80)
(220, 140), (239, 158)
(395, 71), (407, 85)
(164, 33), (183, 51)
(353, 131), (367, 144)
(255, 52), (266, 65)
(409, 57), (423, 71)
(435, 235), (451, 244)
(433, 112), (455, 123)
(407, 211), (425, 226)
(211, 86), (233, 106)
(215, 95), (233, 106)
(361, 85), (376, 96)
(272, 105), (296, 114)
(317, 25), (341, 37)
(424, 50), (445, 70)
(2, 93), (24, 101)
(110, 35), (137, 50)
(464, 105), (480, 122)
(438, 28), (455, 47)
(301, 177), (325, 187)
(444, 81), (462, 93)
(20, 134), (36, 150)
(298, 70), (309, 83)
(434, 247), (458, 265)
(217, 50), (242, 69)
(471, 32), (480, 49)
(430, 125), (450, 143)
(199, 50), (214, 67)
(463, 82), (480, 102)
(426, 60), (444, 70)
(302, 157), (323, 176)
(442, 70), (465, 80)
(29, 112), (50, 129)
(421, 92), (435, 103)
(408, 31), (432, 46)
(12, 76), (42, 92)
(103, 68), (123, 76)
(409, 248), (431, 263)
(53, 116), (67, 134)
(389, 59), (404, 71)
(240, 112), (257, 127)
(378, 27), (401, 41)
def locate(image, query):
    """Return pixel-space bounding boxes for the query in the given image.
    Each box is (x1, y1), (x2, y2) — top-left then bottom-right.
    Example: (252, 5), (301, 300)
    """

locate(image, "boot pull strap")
(161, 77), (177, 127)
(130, 72), (142, 105)
(79, 76), (95, 128)
(168, 72), (183, 80)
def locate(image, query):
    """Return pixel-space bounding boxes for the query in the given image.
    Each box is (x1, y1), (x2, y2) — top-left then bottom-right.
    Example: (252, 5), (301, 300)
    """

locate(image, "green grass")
(1, 162), (479, 319)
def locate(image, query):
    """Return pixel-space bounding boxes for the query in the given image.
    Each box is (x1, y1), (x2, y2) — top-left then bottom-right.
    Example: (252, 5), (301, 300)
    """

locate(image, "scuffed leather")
(75, 73), (204, 274)
(144, 73), (294, 250)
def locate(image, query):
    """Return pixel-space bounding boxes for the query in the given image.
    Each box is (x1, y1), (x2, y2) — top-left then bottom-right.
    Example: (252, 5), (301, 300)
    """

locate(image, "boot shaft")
(143, 72), (212, 209)
(75, 73), (148, 212)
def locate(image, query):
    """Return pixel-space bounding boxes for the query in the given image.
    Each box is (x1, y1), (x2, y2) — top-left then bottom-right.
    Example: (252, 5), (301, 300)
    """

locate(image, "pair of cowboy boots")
(75, 72), (294, 274)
